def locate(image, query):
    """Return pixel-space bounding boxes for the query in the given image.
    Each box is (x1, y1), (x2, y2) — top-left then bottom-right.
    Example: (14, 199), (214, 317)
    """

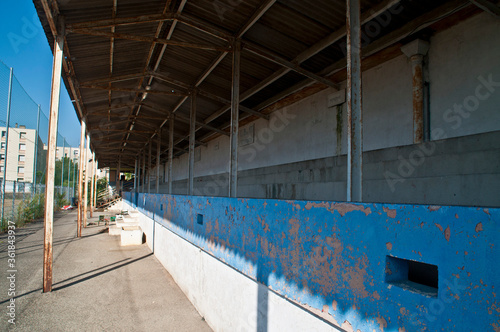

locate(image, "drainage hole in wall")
(197, 214), (203, 225)
(385, 255), (438, 298)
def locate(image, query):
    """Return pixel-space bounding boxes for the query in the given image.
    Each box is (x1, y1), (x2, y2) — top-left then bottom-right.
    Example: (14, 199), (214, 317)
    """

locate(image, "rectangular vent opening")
(385, 256), (438, 297)
(196, 214), (203, 225)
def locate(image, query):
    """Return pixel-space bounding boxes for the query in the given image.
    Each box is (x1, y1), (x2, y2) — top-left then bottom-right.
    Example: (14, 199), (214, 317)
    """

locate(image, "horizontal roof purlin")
(34, 0), (479, 168)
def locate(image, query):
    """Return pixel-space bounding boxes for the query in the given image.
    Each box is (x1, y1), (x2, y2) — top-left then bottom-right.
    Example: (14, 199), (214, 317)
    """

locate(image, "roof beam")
(67, 28), (231, 52)
(80, 73), (146, 86)
(66, 13), (177, 29)
(152, 71), (269, 120)
(243, 43), (339, 88)
(469, 0), (500, 16)
(80, 85), (187, 96)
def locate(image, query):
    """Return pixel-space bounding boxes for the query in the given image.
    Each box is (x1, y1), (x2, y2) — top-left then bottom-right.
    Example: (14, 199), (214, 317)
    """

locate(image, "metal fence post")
(67, 147), (70, 202)
(1, 67), (14, 226)
(12, 181), (16, 222)
(61, 139), (65, 195)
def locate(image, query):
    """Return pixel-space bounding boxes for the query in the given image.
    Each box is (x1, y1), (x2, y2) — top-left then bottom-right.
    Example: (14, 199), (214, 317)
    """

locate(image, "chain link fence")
(0, 61), (79, 229)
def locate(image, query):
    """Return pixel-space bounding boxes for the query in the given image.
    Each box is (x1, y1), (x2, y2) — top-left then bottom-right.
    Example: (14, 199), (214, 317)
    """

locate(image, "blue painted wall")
(123, 192), (499, 331)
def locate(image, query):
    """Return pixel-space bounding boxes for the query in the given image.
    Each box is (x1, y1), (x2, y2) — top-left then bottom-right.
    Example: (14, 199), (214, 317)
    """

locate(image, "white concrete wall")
(429, 13), (500, 139)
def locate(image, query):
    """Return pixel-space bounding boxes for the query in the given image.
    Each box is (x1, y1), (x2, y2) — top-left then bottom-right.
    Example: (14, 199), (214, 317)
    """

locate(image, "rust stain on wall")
(444, 226), (451, 241)
(383, 207), (397, 219)
(376, 316), (388, 332)
(386, 242), (393, 251)
(476, 222), (483, 232)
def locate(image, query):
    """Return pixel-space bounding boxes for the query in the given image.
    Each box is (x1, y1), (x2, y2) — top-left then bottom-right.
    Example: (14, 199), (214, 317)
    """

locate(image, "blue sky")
(0, 1), (81, 147)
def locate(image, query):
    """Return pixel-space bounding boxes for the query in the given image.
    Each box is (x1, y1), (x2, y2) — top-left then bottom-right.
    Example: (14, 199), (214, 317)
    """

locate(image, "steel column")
(77, 120), (86, 237)
(229, 40), (241, 198)
(61, 140), (65, 194)
(93, 159), (97, 208)
(346, 0), (363, 202)
(66, 145), (70, 202)
(43, 31), (64, 293)
(168, 117), (174, 194)
(142, 149), (146, 192)
(89, 151), (95, 217)
(156, 130), (161, 193)
(148, 141), (152, 193)
(83, 135), (90, 227)
(117, 158), (121, 195)
(188, 91), (196, 195)
(134, 158), (138, 192)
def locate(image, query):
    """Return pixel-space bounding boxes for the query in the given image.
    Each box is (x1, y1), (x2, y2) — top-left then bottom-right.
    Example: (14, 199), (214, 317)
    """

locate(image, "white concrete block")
(121, 226), (143, 246)
(109, 225), (121, 236)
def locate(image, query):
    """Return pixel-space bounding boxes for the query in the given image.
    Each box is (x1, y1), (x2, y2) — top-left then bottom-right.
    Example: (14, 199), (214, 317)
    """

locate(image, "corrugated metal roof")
(33, 0), (478, 168)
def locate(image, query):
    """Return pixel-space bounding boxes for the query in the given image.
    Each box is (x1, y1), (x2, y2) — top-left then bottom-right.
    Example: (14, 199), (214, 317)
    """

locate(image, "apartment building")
(0, 125), (45, 183)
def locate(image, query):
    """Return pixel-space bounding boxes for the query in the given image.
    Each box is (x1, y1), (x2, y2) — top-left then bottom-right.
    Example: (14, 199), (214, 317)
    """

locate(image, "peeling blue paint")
(123, 192), (499, 331)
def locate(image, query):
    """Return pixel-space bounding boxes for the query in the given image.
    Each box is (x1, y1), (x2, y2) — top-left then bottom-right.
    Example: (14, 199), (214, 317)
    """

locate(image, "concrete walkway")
(0, 207), (212, 331)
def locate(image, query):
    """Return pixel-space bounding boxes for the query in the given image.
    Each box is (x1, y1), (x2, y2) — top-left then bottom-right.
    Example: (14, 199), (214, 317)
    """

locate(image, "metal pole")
(83, 135), (89, 227)
(43, 31), (64, 293)
(117, 157), (121, 196)
(33, 105), (41, 194)
(77, 120), (85, 237)
(188, 91), (196, 195)
(89, 151), (94, 217)
(93, 159), (97, 208)
(67, 145), (70, 202)
(346, 0), (363, 202)
(142, 150), (146, 192)
(229, 40), (241, 198)
(134, 158), (138, 192)
(11, 181), (16, 222)
(168, 117), (174, 194)
(1, 67), (13, 226)
(156, 131), (161, 193)
(148, 141), (152, 193)
(61, 139), (65, 195)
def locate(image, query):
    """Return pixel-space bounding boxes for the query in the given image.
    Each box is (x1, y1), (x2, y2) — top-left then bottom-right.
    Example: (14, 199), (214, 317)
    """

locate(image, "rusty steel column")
(188, 91), (196, 195)
(156, 131), (161, 193)
(77, 120), (86, 237)
(134, 158), (138, 192)
(142, 149), (146, 192)
(229, 39), (241, 198)
(148, 141), (152, 193)
(83, 135), (90, 227)
(168, 117), (174, 194)
(117, 158), (121, 195)
(93, 159), (98, 208)
(89, 151), (95, 217)
(346, 0), (363, 202)
(43, 31), (64, 293)
(401, 39), (430, 144)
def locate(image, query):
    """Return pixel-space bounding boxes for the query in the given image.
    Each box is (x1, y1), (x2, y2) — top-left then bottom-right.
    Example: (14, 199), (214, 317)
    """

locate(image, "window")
(17, 178), (23, 182)
(19, 155), (25, 162)
(0, 142), (5, 149)
(19, 143), (26, 151)
(20, 132), (26, 139)
(74, 150), (78, 155)
(18, 167), (24, 174)
(1, 131), (6, 138)
(0, 154), (4, 160)
(0, 166), (4, 173)
(65, 153), (68, 157)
